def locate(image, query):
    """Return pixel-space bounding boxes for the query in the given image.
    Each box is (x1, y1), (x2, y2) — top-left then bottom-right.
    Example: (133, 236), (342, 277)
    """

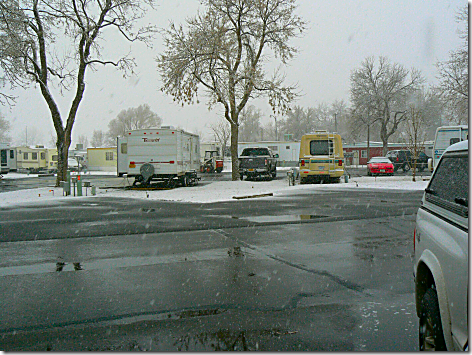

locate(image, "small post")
(77, 175), (82, 196)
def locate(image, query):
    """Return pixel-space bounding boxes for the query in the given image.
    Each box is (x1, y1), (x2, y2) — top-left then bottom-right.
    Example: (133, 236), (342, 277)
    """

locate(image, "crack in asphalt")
(212, 229), (371, 297)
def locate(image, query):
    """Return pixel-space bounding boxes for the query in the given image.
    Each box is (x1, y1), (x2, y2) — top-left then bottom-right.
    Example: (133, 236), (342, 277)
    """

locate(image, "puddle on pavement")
(241, 214), (327, 223)
(0, 249), (230, 277)
(210, 214), (327, 223)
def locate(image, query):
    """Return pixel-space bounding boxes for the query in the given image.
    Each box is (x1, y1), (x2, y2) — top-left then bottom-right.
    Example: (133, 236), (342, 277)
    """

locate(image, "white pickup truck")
(413, 140), (468, 351)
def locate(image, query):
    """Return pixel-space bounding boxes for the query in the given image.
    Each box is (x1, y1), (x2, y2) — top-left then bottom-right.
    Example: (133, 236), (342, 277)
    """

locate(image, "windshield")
(0, 0), (466, 352)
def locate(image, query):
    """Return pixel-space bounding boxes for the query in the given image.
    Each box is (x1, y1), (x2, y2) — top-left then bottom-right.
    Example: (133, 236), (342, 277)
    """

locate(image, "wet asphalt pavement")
(0, 175), (422, 351)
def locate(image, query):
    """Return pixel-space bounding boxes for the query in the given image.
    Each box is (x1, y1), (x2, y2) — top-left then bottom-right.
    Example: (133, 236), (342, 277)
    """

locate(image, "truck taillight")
(338, 159), (342, 166)
(301, 160), (305, 166)
(129, 161), (136, 168)
(265, 159), (268, 165)
(169, 161), (175, 164)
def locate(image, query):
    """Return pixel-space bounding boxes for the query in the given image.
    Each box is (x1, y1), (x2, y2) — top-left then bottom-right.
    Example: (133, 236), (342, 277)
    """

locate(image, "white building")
(238, 141), (300, 167)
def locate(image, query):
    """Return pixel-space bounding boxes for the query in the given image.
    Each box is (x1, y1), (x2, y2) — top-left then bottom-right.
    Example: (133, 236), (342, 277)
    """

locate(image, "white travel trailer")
(430, 125), (468, 171)
(0, 143), (10, 174)
(117, 127), (201, 187)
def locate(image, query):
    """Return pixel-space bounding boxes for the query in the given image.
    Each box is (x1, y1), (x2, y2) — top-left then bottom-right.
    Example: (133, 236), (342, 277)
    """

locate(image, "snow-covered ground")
(0, 175), (429, 207)
(1, 171), (117, 180)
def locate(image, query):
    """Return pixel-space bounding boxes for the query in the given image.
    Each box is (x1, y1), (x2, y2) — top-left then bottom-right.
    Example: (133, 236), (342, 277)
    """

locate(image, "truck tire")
(240, 174), (244, 181)
(419, 288), (447, 351)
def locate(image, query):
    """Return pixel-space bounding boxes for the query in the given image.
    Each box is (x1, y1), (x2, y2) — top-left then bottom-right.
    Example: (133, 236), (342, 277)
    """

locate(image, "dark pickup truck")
(238, 147), (278, 180)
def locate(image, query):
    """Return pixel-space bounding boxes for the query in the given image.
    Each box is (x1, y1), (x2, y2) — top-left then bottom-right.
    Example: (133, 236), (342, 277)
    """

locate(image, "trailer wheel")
(166, 179), (176, 189)
(181, 175), (190, 187)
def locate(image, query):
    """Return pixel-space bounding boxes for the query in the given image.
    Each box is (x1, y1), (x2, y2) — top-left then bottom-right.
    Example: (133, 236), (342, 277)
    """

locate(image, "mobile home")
(87, 147), (117, 171)
(117, 127), (200, 187)
(238, 141), (300, 167)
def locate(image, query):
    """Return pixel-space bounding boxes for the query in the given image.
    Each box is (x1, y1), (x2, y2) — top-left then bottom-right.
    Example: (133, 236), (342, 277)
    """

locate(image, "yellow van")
(299, 131), (344, 183)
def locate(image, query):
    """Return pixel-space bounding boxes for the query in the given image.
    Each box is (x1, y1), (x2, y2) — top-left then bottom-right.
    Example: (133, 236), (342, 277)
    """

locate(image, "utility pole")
(271, 114), (278, 141)
(334, 113), (337, 133)
(25, 126), (28, 146)
(367, 123), (370, 162)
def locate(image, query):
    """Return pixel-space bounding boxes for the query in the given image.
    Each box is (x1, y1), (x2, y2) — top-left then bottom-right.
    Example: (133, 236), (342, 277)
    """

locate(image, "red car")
(367, 157), (394, 176)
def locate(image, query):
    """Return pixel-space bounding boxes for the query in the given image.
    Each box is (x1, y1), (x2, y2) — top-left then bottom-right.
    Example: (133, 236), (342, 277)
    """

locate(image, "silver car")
(413, 140), (468, 351)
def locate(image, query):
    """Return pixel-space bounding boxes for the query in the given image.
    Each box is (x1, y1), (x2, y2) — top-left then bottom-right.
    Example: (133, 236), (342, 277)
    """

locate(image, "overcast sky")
(2, 0), (466, 146)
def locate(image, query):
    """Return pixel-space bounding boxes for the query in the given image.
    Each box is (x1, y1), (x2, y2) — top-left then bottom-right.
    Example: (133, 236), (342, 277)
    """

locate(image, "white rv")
(430, 125), (468, 171)
(117, 127), (201, 187)
(0, 143), (10, 174)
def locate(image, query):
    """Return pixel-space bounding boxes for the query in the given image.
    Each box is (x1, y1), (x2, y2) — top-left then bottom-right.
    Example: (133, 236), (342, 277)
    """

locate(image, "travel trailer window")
(41, 152), (46, 160)
(32, 153), (38, 160)
(106, 152), (114, 161)
(309, 139), (333, 155)
(121, 143), (127, 154)
(52, 155), (58, 161)
(10, 150), (14, 159)
(23, 153), (28, 160)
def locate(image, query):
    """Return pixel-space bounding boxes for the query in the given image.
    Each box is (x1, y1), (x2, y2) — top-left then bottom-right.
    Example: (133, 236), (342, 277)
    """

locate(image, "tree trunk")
(230, 122), (239, 181)
(380, 121), (389, 156)
(56, 139), (69, 186)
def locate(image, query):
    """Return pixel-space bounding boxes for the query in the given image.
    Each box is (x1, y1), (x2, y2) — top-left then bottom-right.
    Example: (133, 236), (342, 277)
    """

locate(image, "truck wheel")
(419, 288), (446, 351)
(240, 174), (244, 181)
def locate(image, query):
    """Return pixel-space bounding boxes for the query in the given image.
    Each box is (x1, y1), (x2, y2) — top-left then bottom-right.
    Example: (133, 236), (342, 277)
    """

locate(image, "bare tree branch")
(157, 0), (306, 180)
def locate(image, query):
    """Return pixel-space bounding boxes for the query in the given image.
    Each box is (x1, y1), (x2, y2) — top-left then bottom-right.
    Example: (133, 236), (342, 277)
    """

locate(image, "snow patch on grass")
(0, 175), (428, 207)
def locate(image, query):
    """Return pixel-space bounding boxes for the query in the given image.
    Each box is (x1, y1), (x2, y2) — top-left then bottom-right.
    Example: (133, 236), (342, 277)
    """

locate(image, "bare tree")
(16, 125), (43, 146)
(0, 112), (11, 142)
(329, 99), (350, 137)
(404, 104), (428, 182)
(90, 129), (107, 147)
(209, 119), (231, 156)
(0, 0), (156, 185)
(107, 104), (162, 141)
(279, 105), (316, 140)
(157, 0), (306, 180)
(0, 1), (29, 105)
(435, 6), (468, 124)
(238, 106), (263, 142)
(75, 134), (88, 148)
(350, 56), (424, 155)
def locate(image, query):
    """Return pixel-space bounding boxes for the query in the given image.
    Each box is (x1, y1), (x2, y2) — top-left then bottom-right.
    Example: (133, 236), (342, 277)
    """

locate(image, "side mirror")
(428, 158), (433, 172)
